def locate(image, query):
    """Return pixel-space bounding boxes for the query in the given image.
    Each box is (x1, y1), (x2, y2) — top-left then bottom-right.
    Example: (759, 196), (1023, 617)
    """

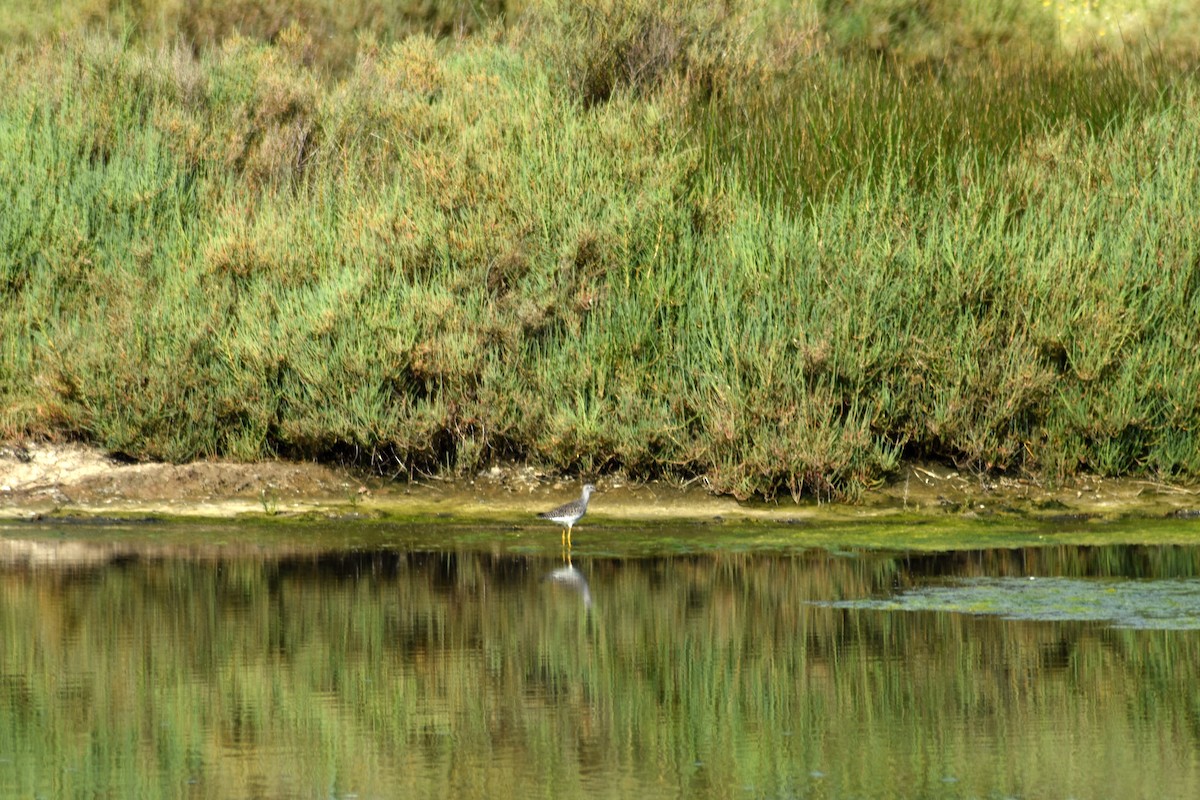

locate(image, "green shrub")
(0, 0), (520, 73)
(3, 5), (1200, 498)
(818, 0), (1058, 63)
(525, 0), (756, 106)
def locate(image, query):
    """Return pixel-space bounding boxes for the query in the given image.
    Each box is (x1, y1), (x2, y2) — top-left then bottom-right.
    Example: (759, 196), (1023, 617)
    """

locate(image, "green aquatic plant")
(821, 576), (1200, 629)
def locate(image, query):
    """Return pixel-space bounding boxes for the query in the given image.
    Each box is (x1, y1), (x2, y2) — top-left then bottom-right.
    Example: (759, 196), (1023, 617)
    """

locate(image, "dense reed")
(2, 0), (1199, 498)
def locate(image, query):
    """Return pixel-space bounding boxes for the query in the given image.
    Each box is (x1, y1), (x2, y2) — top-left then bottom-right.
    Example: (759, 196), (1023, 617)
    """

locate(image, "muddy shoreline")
(2, 441), (1199, 523)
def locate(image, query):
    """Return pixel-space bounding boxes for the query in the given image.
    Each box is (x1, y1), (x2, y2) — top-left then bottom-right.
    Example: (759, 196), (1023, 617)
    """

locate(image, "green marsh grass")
(694, 51), (1182, 208)
(2, 1), (1200, 499)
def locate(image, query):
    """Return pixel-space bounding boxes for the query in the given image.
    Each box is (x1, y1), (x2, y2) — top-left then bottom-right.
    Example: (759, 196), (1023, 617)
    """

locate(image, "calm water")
(3, 518), (1200, 799)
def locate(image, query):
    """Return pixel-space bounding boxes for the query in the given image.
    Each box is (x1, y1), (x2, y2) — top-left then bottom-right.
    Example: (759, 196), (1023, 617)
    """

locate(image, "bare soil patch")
(0, 442), (360, 516)
(2, 441), (1198, 522)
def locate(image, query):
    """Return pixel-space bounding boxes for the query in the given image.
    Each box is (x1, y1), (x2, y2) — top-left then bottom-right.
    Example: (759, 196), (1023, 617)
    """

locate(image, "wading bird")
(537, 483), (595, 548)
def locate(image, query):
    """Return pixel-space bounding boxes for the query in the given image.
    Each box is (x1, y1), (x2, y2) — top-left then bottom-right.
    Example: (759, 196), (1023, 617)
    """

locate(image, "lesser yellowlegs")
(538, 483), (595, 547)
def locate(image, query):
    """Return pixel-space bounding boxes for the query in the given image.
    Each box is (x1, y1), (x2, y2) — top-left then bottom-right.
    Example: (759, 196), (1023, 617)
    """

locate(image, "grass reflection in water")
(2, 536), (1200, 799)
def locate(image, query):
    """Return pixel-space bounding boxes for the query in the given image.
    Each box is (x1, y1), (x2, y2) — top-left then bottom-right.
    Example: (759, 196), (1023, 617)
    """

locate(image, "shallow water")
(3, 518), (1200, 799)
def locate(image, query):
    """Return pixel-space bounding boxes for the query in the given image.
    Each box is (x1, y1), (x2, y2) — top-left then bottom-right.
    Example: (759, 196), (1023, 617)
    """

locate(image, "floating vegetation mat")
(817, 577), (1200, 630)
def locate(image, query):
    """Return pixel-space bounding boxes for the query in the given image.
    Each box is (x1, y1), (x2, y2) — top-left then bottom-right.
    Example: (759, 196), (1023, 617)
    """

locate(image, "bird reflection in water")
(545, 555), (593, 611)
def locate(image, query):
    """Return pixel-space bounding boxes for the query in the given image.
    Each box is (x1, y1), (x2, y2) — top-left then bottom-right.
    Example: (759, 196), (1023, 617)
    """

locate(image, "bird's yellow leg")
(567, 528), (572, 548)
